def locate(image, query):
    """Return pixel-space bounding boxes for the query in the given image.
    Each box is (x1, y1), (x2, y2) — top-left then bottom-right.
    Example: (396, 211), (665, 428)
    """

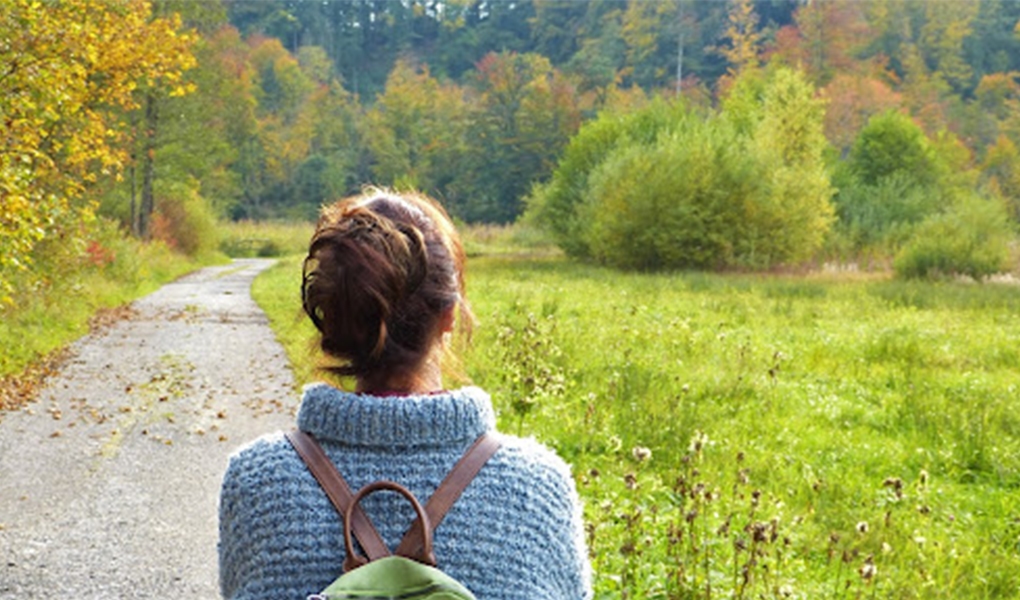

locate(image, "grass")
(3, 208), (1014, 596)
(253, 237), (1020, 599)
(218, 219), (313, 258)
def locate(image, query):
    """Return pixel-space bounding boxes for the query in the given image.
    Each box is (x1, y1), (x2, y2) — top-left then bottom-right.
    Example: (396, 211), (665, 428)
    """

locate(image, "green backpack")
(286, 430), (500, 600)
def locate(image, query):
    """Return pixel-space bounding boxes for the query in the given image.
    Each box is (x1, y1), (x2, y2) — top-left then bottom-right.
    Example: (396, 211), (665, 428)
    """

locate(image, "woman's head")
(301, 189), (470, 390)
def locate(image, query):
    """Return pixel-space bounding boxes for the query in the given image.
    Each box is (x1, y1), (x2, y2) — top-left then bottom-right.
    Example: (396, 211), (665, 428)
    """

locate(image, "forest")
(4, 0), (1020, 297)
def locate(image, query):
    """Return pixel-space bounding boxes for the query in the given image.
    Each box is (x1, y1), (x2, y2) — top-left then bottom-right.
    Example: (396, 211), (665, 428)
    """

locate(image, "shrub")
(525, 98), (692, 258)
(541, 66), (834, 271)
(581, 119), (752, 270)
(894, 193), (1013, 280)
(847, 110), (940, 188)
(833, 171), (945, 249)
(150, 183), (219, 257)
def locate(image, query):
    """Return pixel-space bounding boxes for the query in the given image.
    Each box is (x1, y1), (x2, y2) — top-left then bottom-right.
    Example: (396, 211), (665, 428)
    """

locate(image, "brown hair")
(301, 189), (471, 387)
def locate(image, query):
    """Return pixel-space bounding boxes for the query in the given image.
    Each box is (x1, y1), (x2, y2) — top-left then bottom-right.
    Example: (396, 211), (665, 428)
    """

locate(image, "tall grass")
(218, 220), (313, 258)
(253, 244), (1020, 598)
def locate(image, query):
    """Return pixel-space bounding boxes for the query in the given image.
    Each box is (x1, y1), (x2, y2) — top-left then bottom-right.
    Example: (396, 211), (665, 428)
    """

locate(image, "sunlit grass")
(253, 247), (1020, 599)
(218, 219), (312, 258)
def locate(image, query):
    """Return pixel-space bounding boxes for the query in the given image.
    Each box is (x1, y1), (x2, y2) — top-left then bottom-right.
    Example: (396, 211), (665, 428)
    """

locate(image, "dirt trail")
(0, 259), (298, 599)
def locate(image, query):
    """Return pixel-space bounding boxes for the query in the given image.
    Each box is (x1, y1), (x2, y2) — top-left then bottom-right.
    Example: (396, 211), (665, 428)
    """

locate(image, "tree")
(459, 52), (580, 223)
(770, 0), (871, 87)
(847, 110), (939, 187)
(821, 74), (903, 155)
(719, 0), (761, 78)
(363, 59), (468, 201)
(0, 0), (195, 297)
(919, 0), (979, 94)
(733, 66), (836, 266)
(833, 110), (951, 250)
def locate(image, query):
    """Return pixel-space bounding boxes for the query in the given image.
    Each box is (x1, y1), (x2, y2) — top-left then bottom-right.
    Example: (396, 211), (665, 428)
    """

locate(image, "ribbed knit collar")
(296, 383), (496, 447)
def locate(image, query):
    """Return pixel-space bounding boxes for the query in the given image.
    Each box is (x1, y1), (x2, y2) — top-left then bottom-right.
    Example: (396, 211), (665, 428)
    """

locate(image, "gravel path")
(0, 259), (299, 599)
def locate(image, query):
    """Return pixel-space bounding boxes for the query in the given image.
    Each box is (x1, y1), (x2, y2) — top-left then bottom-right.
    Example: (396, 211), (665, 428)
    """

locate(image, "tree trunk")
(139, 91), (158, 239)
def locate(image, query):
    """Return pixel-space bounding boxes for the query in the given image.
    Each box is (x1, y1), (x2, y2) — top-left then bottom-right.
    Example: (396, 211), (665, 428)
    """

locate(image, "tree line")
(4, 0), (1020, 295)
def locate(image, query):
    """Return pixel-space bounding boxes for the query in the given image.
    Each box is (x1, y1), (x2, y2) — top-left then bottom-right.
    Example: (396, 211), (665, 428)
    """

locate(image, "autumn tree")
(363, 59), (469, 200)
(719, 0), (761, 79)
(770, 0), (871, 87)
(821, 74), (903, 155)
(0, 0), (195, 299)
(459, 52), (581, 222)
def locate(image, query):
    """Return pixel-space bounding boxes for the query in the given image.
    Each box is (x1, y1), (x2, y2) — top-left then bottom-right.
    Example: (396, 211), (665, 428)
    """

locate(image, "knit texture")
(218, 384), (592, 600)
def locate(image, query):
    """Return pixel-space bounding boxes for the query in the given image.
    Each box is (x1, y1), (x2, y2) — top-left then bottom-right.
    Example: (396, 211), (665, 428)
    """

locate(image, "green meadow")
(253, 247), (1020, 599)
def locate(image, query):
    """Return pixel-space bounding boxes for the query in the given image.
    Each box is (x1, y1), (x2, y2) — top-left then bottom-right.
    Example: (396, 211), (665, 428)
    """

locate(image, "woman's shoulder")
(484, 433), (579, 501)
(222, 431), (300, 487)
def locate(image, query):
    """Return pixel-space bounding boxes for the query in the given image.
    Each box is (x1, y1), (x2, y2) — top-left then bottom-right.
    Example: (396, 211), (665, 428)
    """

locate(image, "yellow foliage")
(0, 0), (195, 296)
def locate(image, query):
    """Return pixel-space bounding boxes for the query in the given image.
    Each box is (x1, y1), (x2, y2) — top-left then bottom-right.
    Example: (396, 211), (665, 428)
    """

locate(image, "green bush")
(581, 119), (751, 270)
(846, 110), (941, 188)
(150, 183), (220, 257)
(525, 98), (693, 258)
(894, 193), (1013, 280)
(537, 66), (834, 271)
(833, 171), (944, 249)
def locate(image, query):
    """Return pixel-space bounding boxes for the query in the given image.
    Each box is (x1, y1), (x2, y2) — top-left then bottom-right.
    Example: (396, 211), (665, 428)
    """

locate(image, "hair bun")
(301, 191), (466, 386)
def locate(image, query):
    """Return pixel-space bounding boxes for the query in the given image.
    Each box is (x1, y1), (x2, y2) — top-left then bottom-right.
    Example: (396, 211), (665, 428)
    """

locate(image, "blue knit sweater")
(218, 384), (592, 600)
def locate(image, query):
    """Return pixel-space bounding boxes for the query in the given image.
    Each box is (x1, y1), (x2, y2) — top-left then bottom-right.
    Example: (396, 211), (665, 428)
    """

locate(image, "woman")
(218, 189), (592, 599)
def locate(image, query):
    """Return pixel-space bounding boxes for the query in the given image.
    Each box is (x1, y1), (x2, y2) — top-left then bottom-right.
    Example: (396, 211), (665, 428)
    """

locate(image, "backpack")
(286, 430), (501, 600)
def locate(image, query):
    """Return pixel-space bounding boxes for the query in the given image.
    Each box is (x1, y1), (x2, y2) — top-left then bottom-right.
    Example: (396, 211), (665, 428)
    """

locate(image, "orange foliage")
(822, 74), (903, 153)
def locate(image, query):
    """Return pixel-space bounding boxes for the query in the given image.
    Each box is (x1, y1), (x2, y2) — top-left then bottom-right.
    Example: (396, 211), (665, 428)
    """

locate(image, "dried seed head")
(750, 522), (769, 543)
(858, 555), (877, 581)
(919, 469), (929, 487)
(883, 477), (903, 491)
(624, 472), (638, 490)
(631, 446), (652, 463)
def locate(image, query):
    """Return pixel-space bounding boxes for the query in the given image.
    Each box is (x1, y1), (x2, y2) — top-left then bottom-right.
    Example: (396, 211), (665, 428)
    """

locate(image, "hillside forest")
(4, 0), (1020, 301)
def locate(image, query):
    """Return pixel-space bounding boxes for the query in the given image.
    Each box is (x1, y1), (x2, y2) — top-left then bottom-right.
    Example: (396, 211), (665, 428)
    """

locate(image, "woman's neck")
(355, 346), (444, 396)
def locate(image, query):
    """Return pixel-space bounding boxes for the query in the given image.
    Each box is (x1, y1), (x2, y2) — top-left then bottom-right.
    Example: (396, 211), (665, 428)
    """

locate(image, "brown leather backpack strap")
(395, 432), (501, 559)
(285, 430), (391, 562)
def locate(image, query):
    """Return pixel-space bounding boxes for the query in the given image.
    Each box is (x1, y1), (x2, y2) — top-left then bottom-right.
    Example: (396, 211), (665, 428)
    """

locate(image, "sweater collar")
(296, 383), (496, 447)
